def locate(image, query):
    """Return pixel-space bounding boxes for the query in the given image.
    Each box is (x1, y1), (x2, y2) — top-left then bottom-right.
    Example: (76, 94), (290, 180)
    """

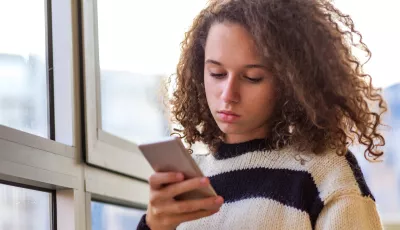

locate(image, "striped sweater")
(138, 139), (382, 230)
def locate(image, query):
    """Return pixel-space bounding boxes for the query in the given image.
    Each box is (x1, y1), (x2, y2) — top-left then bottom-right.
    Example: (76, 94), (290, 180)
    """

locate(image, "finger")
(149, 172), (184, 190)
(167, 196), (224, 214)
(159, 177), (210, 200)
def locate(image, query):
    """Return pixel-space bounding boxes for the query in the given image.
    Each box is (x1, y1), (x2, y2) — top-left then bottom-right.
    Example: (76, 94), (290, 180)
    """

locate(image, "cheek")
(204, 77), (218, 99)
(204, 77), (214, 106)
(246, 86), (276, 115)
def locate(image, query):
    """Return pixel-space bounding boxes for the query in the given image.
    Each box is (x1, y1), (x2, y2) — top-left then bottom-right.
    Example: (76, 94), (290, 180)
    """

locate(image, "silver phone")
(138, 136), (217, 201)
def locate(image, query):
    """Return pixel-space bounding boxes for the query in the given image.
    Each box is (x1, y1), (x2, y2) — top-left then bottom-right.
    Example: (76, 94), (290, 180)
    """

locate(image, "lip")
(217, 110), (240, 123)
(217, 110), (240, 116)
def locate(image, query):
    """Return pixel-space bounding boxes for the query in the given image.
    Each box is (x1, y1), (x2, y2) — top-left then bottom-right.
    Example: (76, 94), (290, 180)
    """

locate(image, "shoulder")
(303, 148), (374, 204)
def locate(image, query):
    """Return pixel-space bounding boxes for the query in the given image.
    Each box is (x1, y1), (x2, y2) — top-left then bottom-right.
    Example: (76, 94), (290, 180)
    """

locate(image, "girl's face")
(204, 22), (276, 144)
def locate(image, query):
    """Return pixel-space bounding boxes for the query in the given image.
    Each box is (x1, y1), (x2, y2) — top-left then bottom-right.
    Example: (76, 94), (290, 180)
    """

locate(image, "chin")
(216, 122), (242, 134)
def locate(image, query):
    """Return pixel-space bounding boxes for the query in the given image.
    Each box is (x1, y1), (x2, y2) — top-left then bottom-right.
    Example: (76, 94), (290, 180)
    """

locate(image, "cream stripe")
(192, 147), (309, 177)
(315, 195), (382, 230)
(177, 197), (312, 230)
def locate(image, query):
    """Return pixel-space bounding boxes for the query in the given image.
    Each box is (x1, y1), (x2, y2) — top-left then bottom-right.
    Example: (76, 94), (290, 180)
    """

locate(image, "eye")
(244, 76), (263, 83)
(210, 72), (226, 79)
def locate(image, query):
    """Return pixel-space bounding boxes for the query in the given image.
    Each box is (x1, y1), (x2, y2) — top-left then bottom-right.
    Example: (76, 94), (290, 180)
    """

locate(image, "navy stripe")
(216, 139), (272, 159)
(345, 151), (375, 201)
(209, 168), (323, 227)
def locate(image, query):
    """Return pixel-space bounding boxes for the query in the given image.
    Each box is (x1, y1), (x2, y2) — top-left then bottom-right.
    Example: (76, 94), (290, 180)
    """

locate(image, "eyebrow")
(205, 59), (267, 69)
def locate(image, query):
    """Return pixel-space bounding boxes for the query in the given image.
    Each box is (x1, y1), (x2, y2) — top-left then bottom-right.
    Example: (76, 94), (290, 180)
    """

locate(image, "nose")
(221, 75), (240, 104)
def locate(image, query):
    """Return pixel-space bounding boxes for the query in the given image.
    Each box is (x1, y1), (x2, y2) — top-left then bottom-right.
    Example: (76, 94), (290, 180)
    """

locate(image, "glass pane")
(0, 0), (49, 138)
(97, 0), (206, 143)
(0, 183), (52, 230)
(335, 0), (400, 222)
(91, 201), (145, 230)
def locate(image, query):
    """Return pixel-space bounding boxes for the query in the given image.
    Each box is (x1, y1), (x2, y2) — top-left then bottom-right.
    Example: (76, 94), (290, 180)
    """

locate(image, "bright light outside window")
(96, 0), (206, 143)
(0, 183), (52, 230)
(335, 0), (400, 220)
(91, 201), (145, 230)
(0, 0), (49, 138)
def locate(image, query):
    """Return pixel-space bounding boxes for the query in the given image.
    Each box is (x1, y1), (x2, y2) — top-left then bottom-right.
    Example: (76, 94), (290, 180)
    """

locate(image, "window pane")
(0, 183), (52, 230)
(0, 0), (49, 138)
(91, 201), (145, 230)
(97, 0), (205, 143)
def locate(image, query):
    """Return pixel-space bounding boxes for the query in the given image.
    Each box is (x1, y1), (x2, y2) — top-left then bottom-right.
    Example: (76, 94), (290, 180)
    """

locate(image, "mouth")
(217, 110), (240, 117)
(217, 110), (240, 123)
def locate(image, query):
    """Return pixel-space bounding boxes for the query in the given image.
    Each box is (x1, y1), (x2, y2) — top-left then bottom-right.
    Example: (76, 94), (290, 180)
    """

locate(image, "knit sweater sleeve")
(315, 194), (383, 230)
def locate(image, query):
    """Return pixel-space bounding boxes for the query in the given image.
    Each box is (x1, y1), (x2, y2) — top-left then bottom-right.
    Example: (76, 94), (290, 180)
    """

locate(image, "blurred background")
(0, 0), (399, 229)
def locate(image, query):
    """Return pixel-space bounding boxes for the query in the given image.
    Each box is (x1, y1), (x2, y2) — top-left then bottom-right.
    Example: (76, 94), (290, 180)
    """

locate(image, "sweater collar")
(214, 138), (272, 160)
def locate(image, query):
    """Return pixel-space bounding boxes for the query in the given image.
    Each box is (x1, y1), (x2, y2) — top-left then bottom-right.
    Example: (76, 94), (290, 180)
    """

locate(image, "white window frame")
(80, 0), (152, 180)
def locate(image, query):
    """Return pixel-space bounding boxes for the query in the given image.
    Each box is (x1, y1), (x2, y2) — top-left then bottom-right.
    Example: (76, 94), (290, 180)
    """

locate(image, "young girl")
(137, 0), (386, 229)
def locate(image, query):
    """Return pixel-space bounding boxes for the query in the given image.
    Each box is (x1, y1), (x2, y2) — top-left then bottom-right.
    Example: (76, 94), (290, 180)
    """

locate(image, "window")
(0, 182), (53, 230)
(91, 201), (145, 230)
(82, 0), (207, 178)
(96, 0), (208, 141)
(0, 0), (50, 138)
(0, 0), (84, 229)
(96, 0), (173, 143)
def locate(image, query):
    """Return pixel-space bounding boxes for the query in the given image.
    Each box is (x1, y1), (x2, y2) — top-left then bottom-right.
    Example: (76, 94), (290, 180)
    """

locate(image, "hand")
(145, 172), (224, 230)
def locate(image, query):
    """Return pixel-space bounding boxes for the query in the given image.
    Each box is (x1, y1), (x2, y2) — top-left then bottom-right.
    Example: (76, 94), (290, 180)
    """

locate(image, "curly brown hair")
(170, 0), (387, 160)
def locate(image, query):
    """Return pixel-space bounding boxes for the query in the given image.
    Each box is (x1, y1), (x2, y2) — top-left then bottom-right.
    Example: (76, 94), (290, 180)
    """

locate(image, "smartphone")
(138, 136), (217, 201)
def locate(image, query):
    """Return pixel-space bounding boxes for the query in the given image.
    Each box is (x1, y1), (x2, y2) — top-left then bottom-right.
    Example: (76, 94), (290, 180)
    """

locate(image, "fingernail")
(200, 177), (208, 184)
(176, 173), (184, 180)
(214, 197), (223, 204)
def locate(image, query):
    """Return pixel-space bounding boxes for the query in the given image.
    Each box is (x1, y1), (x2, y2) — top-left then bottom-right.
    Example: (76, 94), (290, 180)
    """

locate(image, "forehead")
(204, 22), (262, 64)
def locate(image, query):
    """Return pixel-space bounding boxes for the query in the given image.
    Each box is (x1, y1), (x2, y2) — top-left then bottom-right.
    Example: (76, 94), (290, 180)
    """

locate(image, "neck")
(224, 128), (268, 144)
